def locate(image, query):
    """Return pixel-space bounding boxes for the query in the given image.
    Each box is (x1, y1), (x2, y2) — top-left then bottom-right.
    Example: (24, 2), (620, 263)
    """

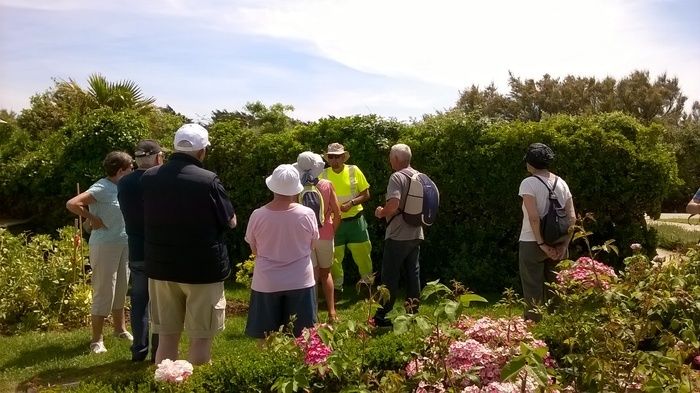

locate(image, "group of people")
(66, 119), (595, 364)
(65, 123), (427, 364)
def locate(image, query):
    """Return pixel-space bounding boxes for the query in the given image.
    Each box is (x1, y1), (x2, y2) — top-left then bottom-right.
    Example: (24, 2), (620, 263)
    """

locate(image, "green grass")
(0, 282), (515, 391)
(647, 221), (700, 251)
(655, 217), (700, 225)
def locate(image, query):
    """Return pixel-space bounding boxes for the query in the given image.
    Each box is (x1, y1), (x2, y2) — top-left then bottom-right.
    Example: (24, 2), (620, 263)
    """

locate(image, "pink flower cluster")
(557, 256), (617, 289)
(407, 316), (561, 392)
(154, 359), (193, 383)
(295, 325), (333, 365)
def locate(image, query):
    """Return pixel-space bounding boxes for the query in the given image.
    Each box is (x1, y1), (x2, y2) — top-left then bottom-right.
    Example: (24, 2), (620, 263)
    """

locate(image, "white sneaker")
(90, 341), (107, 354)
(114, 331), (134, 341)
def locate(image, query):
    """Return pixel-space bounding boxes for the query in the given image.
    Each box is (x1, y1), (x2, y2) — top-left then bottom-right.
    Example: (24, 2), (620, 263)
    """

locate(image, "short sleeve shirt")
(693, 187), (700, 202)
(321, 165), (369, 219)
(518, 175), (572, 242)
(385, 168), (424, 241)
(245, 204), (319, 293)
(87, 178), (128, 245)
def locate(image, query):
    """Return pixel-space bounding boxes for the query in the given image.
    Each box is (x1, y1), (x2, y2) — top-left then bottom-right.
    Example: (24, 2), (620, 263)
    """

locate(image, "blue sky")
(1, 0), (699, 122)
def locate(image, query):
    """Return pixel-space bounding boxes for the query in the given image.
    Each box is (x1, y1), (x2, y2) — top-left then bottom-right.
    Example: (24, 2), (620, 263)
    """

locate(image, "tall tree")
(454, 70), (690, 125)
(85, 73), (156, 114)
(211, 101), (301, 133)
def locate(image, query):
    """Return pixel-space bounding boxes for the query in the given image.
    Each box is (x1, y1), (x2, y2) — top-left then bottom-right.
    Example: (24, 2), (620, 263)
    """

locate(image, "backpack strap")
(387, 169), (414, 225)
(532, 175), (558, 199)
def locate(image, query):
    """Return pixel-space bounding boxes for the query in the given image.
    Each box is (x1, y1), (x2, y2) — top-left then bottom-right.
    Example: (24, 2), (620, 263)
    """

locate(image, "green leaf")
(459, 293), (488, 307)
(501, 357), (527, 381)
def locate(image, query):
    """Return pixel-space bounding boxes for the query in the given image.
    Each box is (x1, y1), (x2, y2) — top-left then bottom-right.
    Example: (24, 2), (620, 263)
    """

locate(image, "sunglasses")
(327, 154), (344, 159)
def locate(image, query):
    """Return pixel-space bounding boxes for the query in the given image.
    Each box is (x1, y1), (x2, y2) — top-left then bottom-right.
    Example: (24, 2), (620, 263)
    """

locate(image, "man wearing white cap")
(244, 164), (319, 338)
(294, 152), (342, 322)
(141, 124), (237, 365)
(320, 143), (373, 291)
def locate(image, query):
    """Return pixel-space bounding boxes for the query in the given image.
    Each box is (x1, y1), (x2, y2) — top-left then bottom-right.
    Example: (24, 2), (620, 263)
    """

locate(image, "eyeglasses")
(327, 154), (344, 160)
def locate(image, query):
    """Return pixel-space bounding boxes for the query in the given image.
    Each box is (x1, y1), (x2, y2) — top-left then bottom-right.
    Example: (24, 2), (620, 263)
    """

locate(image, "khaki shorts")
(148, 279), (226, 338)
(89, 242), (129, 316)
(311, 239), (335, 269)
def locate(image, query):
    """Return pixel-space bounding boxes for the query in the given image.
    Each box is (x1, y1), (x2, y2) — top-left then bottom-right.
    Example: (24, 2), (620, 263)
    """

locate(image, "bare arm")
(328, 185), (342, 233)
(374, 198), (400, 219)
(687, 200), (700, 215)
(522, 194), (558, 260)
(341, 189), (370, 212)
(229, 213), (237, 228)
(66, 192), (104, 229)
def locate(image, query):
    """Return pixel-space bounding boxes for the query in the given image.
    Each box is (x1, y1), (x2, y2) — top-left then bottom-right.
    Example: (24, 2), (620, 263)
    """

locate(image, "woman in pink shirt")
(244, 164), (319, 338)
(294, 152), (342, 322)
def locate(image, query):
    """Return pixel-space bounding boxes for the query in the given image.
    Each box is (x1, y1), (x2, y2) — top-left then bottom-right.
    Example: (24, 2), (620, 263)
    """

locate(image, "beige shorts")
(311, 239), (335, 269)
(148, 279), (226, 338)
(89, 242), (129, 316)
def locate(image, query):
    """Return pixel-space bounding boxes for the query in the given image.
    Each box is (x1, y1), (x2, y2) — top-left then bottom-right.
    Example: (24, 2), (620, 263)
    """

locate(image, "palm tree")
(85, 73), (156, 113)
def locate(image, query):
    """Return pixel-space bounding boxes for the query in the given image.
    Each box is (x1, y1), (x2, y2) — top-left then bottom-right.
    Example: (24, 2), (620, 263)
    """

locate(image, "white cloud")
(1, 0), (699, 120)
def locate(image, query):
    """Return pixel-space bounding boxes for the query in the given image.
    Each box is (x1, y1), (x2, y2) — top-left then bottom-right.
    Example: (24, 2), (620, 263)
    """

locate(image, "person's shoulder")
(90, 178), (109, 190)
(520, 176), (537, 185)
(294, 203), (315, 215)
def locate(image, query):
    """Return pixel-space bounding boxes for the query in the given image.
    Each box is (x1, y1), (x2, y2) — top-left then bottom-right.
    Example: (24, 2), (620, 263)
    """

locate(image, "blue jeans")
(129, 261), (158, 360)
(374, 239), (422, 322)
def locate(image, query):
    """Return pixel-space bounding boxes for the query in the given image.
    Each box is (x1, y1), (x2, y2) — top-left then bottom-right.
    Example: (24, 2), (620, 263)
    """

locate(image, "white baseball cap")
(266, 164), (304, 196)
(174, 124), (210, 152)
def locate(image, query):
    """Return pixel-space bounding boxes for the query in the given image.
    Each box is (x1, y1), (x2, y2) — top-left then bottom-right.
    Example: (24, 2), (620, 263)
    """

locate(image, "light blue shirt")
(87, 178), (127, 245)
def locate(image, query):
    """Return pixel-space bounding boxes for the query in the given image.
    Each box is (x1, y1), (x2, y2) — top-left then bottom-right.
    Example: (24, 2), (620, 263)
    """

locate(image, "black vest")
(141, 153), (232, 283)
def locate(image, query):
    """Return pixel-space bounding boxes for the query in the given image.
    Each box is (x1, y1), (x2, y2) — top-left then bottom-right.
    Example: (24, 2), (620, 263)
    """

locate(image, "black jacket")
(141, 153), (235, 283)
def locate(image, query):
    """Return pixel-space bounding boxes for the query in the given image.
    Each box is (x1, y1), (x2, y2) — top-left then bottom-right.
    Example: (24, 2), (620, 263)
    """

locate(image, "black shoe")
(370, 316), (392, 328)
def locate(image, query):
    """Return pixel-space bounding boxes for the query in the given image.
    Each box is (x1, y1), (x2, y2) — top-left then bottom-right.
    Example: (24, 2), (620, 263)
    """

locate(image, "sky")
(1, 0), (699, 122)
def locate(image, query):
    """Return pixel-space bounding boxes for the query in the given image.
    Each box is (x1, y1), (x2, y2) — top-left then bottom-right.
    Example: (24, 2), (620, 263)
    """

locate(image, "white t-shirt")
(518, 174), (572, 242)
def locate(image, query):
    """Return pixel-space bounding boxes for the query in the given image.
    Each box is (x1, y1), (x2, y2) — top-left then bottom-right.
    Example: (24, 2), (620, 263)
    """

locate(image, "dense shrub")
(404, 112), (675, 291)
(0, 111), (677, 292)
(535, 248), (700, 391)
(0, 227), (91, 334)
(0, 109), (147, 231)
(663, 120), (700, 211)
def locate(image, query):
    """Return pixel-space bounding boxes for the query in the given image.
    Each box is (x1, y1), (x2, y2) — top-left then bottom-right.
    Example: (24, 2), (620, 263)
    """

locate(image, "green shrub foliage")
(0, 109), (147, 231)
(0, 111), (676, 292)
(0, 227), (91, 333)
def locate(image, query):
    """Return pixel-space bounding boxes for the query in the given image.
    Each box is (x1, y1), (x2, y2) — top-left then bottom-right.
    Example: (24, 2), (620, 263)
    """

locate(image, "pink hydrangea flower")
(154, 359), (193, 383)
(295, 326), (333, 365)
(416, 380), (446, 393)
(557, 256), (617, 289)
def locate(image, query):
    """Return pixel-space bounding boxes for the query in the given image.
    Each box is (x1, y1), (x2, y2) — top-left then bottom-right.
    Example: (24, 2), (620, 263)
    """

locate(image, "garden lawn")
(647, 221), (700, 251)
(0, 282), (509, 392)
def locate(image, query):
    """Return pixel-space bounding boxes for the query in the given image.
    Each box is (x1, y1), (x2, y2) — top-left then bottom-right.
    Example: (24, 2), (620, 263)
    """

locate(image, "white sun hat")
(293, 151), (325, 184)
(266, 164), (304, 196)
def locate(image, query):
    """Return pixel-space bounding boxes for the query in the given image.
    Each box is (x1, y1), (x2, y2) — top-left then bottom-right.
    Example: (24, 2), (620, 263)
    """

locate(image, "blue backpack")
(397, 169), (439, 227)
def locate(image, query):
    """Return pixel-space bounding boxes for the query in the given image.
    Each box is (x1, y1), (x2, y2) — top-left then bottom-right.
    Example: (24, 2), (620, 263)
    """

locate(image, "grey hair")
(390, 143), (412, 165)
(135, 153), (159, 169)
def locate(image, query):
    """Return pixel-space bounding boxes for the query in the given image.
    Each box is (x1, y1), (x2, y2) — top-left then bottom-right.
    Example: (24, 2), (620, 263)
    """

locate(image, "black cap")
(525, 143), (554, 169)
(134, 140), (162, 157)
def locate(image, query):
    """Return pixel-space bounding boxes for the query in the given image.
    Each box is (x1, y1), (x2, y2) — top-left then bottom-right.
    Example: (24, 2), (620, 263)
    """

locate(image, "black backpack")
(533, 176), (570, 245)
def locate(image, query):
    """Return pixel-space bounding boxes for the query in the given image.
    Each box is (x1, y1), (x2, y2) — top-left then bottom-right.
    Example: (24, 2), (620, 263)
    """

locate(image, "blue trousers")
(129, 261), (158, 361)
(374, 239), (422, 322)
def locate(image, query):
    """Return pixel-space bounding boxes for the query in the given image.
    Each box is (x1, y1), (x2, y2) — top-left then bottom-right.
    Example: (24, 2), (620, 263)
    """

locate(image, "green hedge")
(0, 111), (676, 292)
